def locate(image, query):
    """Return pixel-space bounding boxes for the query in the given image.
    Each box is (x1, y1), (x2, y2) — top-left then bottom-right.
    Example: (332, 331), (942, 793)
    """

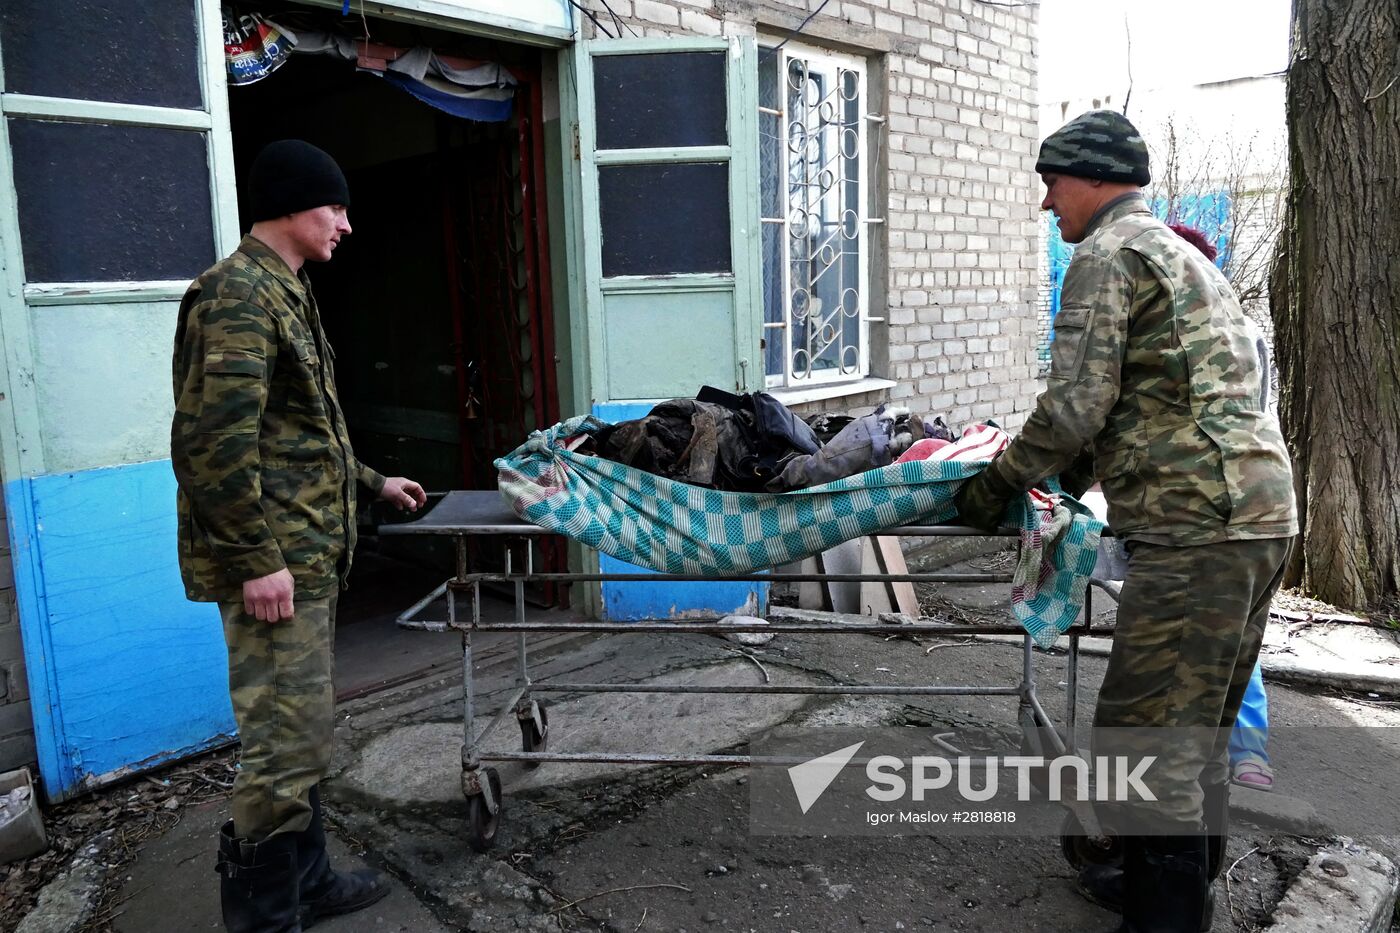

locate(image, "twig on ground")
(553, 824), (590, 846)
(551, 883), (692, 914)
(732, 649), (771, 683)
(633, 906), (649, 931)
(192, 772), (235, 791)
(1224, 845), (1261, 925)
(83, 883), (148, 929)
(924, 636), (978, 654)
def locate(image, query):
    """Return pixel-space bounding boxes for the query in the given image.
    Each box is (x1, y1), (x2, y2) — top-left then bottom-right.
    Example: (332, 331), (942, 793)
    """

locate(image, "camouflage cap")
(1036, 109), (1150, 186)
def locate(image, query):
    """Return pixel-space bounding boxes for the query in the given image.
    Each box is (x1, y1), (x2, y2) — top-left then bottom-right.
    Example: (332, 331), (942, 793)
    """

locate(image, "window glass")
(594, 52), (726, 150)
(760, 47), (868, 384)
(9, 120), (215, 282)
(598, 162), (731, 277)
(0, 0), (202, 108)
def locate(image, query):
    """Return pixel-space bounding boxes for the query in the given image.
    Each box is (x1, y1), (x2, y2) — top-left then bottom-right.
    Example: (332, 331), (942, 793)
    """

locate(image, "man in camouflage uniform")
(172, 140), (426, 932)
(955, 111), (1296, 933)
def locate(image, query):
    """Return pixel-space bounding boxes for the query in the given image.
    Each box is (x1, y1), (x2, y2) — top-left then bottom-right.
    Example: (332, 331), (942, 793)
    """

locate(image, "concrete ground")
(110, 801), (451, 933)
(19, 553), (1400, 932)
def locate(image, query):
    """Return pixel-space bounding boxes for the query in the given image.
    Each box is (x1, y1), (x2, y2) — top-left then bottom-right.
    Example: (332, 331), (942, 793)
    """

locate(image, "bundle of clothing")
(587, 386), (964, 494)
(496, 412), (1106, 648)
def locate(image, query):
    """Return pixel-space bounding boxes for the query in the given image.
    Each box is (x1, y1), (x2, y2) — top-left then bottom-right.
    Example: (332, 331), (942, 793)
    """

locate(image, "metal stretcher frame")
(381, 490), (1111, 852)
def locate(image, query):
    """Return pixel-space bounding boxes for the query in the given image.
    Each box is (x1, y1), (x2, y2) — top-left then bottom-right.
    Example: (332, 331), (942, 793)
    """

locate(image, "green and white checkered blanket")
(496, 415), (1104, 647)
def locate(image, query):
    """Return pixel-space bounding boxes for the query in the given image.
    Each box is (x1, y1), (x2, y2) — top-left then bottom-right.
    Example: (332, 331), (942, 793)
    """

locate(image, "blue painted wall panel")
(591, 401), (767, 620)
(13, 460), (233, 797)
(4, 477), (68, 794)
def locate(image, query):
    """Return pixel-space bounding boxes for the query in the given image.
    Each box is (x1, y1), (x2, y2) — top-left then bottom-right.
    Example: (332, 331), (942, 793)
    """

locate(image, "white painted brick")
(679, 9), (723, 33)
(925, 392), (956, 410)
(841, 3), (874, 26)
(633, 0), (680, 25)
(675, 0), (1044, 427)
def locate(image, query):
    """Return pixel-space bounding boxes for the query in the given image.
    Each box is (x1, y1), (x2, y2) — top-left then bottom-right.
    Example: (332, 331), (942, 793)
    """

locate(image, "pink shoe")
(1231, 759), (1275, 792)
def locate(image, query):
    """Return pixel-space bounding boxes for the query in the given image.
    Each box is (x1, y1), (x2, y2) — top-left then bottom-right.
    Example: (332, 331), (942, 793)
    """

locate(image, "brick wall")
(0, 492), (36, 773)
(577, 0), (1043, 428)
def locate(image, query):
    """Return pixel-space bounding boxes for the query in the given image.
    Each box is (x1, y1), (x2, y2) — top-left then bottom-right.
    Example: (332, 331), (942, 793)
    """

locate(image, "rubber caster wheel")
(466, 767), (503, 853)
(1060, 809), (1123, 871)
(520, 702), (549, 770)
(1017, 730), (1054, 797)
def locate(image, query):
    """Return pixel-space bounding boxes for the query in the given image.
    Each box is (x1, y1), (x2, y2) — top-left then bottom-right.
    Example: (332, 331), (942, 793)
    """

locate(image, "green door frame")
(565, 36), (763, 407)
(557, 37), (766, 620)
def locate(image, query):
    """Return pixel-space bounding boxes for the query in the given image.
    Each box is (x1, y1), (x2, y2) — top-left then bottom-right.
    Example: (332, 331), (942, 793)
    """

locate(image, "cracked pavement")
(70, 556), (1400, 932)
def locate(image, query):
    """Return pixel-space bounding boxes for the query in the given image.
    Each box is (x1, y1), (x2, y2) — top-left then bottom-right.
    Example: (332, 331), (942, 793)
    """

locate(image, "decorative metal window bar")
(759, 45), (883, 386)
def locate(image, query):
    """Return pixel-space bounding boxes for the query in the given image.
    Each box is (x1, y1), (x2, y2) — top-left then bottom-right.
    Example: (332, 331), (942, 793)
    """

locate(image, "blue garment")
(1229, 661), (1269, 765)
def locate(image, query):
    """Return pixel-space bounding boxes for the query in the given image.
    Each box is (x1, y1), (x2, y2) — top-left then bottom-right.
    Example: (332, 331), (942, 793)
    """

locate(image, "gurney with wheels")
(382, 415), (1113, 853)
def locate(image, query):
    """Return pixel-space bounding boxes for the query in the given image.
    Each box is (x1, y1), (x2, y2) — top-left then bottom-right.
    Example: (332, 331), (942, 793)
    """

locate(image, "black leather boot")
(1076, 861), (1124, 912)
(216, 820), (302, 933)
(1111, 834), (1212, 933)
(1079, 777), (1229, 925)
(1080, 860), (1214, 931)
(297, 786), (390, 928)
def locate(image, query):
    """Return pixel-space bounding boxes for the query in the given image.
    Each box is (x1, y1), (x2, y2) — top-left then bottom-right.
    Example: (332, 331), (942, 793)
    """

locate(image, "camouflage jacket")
(995, 195), (1297, 545)
(171, 236), (385, 602)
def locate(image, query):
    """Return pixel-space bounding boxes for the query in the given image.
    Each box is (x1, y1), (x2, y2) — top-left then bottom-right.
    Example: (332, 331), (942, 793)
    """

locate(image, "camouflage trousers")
(220, 593), (337, 842)
(1093, 537), (1291, 831)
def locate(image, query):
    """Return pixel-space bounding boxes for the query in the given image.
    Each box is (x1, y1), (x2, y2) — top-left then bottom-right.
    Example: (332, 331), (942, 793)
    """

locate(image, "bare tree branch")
(1143, 113), (1286, 332)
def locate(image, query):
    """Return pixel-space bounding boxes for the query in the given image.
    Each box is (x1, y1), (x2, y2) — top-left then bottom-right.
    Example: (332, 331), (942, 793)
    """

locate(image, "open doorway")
(224, 5), (563, 695)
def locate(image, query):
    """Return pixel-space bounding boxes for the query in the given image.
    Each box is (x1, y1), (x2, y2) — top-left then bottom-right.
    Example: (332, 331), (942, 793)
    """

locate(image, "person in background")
(956, 111), (1297, 933)
(1167, 222), (1275, 794)
(172, 140), (427, 931)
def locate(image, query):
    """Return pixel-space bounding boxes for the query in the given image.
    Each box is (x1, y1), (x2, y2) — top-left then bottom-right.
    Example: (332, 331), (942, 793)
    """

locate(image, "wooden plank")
(858, 536), (894, 616)
(873, 535), (920, 617)
(792, 555), (831, 612)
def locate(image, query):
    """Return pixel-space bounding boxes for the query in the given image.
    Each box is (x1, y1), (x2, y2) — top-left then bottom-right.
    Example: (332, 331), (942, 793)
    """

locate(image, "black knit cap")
(1036, 110), (1151, 186)
(248, 139), (350, 221)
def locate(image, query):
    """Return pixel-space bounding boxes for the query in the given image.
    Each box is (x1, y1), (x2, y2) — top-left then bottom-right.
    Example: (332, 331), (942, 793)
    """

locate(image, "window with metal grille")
(759, 43), (874, 387)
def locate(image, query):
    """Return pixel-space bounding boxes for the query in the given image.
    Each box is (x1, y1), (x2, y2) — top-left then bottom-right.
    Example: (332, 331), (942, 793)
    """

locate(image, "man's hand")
(954, 461), (1022, 532)
(380, 476), (427, 511)
(244, 568), (295, 622)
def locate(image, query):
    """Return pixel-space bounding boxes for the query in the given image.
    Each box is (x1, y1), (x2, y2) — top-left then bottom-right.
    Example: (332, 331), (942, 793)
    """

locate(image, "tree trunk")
(1271, 0), (1400, 610)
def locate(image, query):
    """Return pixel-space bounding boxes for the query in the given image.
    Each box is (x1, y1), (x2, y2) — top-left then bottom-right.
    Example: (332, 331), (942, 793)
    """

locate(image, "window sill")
(766, 376), (898, 407)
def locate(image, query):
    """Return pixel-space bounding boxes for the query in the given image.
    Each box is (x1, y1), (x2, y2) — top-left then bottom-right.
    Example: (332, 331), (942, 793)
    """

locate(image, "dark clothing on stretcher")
(591, 388), (942, 493)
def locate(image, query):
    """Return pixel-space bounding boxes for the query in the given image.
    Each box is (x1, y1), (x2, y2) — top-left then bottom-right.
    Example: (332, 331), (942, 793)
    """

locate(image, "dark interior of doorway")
(225, 9), (563, 696)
